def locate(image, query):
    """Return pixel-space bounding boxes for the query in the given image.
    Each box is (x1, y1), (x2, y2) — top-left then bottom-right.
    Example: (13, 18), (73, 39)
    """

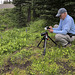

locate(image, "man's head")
(56, 8), (67, 20)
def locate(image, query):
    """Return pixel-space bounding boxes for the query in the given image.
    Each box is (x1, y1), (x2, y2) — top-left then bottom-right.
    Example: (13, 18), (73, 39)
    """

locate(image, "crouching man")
(48, 8), (75, 47)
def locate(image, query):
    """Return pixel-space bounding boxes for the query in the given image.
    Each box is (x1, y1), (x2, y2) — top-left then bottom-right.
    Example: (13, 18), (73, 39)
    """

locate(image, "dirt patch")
(0, 4), (15, 9)
(0, 58), (31, 74)
(56, 61), (75, 74)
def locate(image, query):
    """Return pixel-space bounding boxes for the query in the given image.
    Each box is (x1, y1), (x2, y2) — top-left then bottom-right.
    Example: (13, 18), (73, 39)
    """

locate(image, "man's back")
(60, 15), (75, 34)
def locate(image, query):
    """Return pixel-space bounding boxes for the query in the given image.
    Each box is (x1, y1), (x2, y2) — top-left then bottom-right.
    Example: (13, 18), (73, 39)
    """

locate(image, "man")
(48, 8), (75, 47)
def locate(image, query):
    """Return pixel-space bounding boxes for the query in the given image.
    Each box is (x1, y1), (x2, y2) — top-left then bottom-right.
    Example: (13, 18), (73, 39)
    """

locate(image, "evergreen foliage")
(12, 0), (75, 26)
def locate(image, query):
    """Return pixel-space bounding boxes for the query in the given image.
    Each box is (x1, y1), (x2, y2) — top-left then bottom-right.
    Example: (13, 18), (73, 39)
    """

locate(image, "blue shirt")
(53, 15), (75, 34)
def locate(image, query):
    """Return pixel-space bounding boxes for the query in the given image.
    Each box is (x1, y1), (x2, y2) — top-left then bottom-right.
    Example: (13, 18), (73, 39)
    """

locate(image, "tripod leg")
(48, 36), (57, 45)
(43, 38), (45, 48)
(43, 38), (47, 55)
(37, 37), (44, 47)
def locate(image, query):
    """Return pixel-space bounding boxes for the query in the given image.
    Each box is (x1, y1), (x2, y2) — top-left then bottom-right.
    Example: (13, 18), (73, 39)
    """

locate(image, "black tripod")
(37, 32), (57, 55)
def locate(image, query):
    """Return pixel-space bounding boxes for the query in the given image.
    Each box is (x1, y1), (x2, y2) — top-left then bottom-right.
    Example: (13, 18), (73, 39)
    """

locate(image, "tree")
(13, 0), (75, 27)
(13, 0), (33, 26)
(33, 0), (75, 24)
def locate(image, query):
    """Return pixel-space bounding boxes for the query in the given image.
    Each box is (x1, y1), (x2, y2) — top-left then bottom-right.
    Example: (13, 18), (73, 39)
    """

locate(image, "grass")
(0, 10), (75, 75)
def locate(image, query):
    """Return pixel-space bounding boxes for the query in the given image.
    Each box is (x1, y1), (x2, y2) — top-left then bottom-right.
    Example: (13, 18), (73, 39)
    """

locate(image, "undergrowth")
(0, 19), (75, 75)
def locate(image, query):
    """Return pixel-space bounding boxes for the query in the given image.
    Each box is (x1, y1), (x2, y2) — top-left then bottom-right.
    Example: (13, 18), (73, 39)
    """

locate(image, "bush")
(28, 19), (47, 33)
(0, 9), (18, 31)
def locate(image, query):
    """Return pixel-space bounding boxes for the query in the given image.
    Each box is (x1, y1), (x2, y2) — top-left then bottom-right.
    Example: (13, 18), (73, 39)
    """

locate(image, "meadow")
(0, 9), (75, 75)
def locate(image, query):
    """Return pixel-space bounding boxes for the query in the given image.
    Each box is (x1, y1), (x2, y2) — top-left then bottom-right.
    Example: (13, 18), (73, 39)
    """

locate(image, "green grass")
(0, 19), (75, 75)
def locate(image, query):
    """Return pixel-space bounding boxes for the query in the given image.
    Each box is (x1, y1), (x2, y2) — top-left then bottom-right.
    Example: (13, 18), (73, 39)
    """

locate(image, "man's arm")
(53, 19), (72, 34)
(48, 20), (62, 33)
(49, 19), (72, 34)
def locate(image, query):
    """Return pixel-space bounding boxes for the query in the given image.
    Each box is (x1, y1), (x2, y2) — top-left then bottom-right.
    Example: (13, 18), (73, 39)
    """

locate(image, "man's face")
(59, 13), (66, 20)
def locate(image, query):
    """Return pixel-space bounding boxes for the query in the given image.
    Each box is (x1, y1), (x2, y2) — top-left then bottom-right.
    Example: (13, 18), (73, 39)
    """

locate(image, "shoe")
(66, 43), (72, 47)
(63, 42), (72, 48)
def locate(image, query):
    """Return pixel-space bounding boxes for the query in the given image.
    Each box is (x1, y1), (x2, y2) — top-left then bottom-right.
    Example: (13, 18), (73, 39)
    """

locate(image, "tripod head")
(41, 32), (48, 36)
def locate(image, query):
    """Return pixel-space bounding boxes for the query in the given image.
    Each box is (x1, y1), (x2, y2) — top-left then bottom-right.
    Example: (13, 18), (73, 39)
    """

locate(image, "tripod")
(37, 32), (57, 55)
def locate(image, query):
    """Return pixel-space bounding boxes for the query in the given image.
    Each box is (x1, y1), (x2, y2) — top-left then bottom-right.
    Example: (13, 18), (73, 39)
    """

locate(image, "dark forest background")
(13, 0), (75, 26)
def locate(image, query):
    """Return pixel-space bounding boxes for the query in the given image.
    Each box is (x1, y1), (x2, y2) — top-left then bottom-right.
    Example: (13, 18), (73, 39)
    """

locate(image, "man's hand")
(48, 29), (53, 33)
(48, 26), (53, 33)
(49, 26), (53, 29)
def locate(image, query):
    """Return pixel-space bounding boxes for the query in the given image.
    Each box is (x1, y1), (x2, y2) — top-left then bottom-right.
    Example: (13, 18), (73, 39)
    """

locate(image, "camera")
(44, 26), (50, 30)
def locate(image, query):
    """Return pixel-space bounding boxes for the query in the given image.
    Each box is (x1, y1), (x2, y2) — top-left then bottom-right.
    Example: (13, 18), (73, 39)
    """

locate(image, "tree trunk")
(27, 5), (31, 22)
(33, 8), (36, 19)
